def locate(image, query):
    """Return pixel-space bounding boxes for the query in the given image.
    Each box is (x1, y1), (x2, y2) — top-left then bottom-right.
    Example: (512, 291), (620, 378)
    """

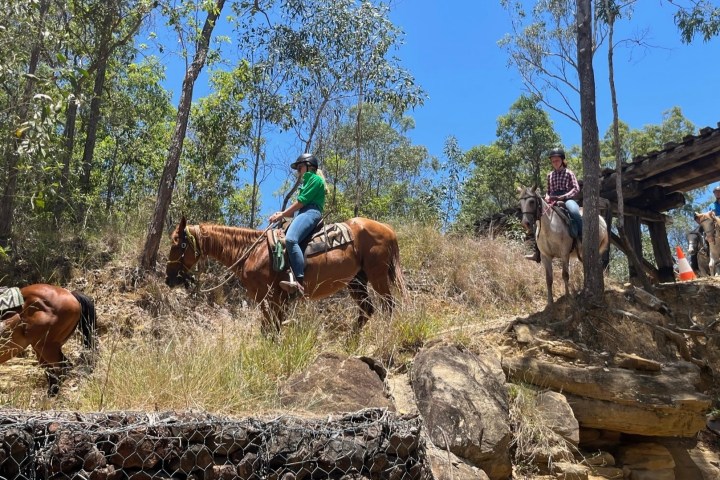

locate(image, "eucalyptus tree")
(577, 0), (604, 300)
(495, 94), (560, 189)
(268, 0), (425, 212)
(95, 58), (175, 214)
(324, 102), (430, 221)
(0, 0), (54, 245)
(140, 0), (228, 270)
(176, 66), (252, 224)
(232, 8), (295, 227)
(669, 0), (720, 42)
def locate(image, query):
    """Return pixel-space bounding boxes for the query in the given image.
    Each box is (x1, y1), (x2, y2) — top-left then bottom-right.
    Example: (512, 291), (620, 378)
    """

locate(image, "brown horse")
(0, 284), (97, 396)
(165, 215), (407, 334)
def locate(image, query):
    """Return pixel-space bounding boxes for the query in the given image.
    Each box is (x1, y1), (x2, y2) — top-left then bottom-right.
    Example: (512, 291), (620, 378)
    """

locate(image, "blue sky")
(153, 1), (720, 216)
(387, 0), (720, 156)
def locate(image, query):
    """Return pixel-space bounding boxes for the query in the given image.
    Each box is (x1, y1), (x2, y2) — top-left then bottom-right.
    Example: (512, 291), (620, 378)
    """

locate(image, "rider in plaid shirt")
(547, 166), (580, 201)
(525, 147), (582, 262)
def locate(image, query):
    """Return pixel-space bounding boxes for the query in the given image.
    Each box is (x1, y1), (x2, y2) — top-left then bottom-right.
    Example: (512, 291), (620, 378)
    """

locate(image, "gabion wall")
(0, 408), (428, 479)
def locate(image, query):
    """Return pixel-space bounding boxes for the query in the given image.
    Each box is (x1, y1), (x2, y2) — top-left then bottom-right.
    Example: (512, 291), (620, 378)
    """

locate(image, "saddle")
(551, 201), (583, 255)
(267, 221), (354, 272)
(0, 287), (23, 318)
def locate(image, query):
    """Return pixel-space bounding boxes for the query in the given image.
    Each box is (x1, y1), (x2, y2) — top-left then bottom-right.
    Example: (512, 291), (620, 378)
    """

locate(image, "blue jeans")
(285, 205), (322, 279)
(565, 199), (582, 239)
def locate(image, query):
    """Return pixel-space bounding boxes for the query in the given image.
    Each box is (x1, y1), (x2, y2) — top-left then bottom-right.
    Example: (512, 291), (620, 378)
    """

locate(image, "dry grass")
(0, 223), (590, 414)
(508, 384), (577, 476)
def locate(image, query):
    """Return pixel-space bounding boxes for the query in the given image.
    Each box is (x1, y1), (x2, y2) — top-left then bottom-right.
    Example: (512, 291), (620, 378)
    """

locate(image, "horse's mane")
(195, 224), (264, 261)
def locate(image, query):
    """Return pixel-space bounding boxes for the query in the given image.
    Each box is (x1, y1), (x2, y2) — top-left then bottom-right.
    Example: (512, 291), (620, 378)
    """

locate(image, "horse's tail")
(388, 238), (408, 298)
(72, 291), (97, 351)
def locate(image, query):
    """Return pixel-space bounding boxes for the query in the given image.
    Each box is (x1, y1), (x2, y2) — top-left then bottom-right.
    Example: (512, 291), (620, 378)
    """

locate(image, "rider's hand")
(269, 211), (283, 224)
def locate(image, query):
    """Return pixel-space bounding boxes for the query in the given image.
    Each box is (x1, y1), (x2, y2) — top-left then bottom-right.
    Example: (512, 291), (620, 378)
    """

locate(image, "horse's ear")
(694, 212), (701, 222)
(531, 184), (538, 194)
(517, 185), (524, 194)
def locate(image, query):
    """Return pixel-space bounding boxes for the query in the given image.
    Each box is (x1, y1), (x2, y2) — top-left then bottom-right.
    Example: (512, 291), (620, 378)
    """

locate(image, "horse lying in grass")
(694, 211), (720, 276)
(518, 186), (609, 305)
(165, 215), (407, 335)
(0, 284), (97, 396)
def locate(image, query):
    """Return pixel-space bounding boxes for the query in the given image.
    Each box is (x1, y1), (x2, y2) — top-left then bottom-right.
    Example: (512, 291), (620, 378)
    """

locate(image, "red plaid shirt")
(547, 167), (580, 199)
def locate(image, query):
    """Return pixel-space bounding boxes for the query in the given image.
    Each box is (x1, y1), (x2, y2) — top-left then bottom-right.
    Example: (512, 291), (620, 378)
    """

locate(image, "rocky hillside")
(0, 239), (718, 479)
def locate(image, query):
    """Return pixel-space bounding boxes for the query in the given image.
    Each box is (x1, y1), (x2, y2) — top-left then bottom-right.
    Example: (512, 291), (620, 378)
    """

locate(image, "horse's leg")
(0, 314), (31, 363)
(32, 342), (71, 397)
(561, 256), (571, 297)
(541, 256), (554, 305)
(348, 272), (375, 330)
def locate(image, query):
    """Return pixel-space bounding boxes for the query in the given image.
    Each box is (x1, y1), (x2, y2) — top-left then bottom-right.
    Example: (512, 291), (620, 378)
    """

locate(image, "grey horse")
(519, 186), (609, 305)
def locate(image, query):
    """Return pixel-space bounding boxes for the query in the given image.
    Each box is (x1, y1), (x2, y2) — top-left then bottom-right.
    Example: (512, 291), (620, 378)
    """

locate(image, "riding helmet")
(548, 147), (565, 160)
(290, 153), (319, 170)
(714, 185), (720, 193)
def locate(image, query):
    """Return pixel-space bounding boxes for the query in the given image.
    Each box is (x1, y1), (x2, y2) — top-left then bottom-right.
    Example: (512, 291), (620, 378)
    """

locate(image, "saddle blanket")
(268, 222), (354, 264)
(0, 287), (23, 315)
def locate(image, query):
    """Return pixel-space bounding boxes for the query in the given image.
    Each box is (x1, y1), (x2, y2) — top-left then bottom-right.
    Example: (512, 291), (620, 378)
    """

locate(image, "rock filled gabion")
(0, 408), (428, 479)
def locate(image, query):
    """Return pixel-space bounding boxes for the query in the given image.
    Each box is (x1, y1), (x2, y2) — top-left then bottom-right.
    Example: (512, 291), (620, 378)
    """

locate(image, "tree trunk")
(80, 52), (109, 194)
(0, 0), (49, 246)
(139, 0), (227, 271)
(577, 0), (604, 300)
(605, 1), (653, 291)
(54, 91), (80, 224)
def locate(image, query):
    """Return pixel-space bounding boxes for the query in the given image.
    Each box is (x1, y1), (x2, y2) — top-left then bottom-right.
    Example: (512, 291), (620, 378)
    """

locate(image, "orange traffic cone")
(676, 246), (696, 281)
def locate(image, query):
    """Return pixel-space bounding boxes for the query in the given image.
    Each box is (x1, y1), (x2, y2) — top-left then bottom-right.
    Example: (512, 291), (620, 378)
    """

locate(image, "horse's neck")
(195, 224), (264, 268)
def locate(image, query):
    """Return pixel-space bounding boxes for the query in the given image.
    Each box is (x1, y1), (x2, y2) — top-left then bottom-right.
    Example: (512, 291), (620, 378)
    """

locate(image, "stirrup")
(279, 280), (304, 296)
(524, 252), (541, 263)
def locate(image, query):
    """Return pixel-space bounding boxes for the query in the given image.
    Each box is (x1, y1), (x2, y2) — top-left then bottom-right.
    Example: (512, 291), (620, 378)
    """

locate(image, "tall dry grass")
(2, 223), (584, 413)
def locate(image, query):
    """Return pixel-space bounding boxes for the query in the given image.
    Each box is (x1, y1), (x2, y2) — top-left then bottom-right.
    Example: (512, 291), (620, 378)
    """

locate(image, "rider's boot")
(524, 244), (541, 263)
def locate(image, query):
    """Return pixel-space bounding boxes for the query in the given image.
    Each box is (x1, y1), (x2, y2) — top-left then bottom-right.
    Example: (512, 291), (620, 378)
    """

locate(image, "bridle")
(520, 190), (553, 227)
(698, 216), (719, 246)
(166, 226), (202, 286)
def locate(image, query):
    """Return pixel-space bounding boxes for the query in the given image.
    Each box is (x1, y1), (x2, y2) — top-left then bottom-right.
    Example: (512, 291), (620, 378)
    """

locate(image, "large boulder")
(279, 353), (394, 413)
(412, 344), (512, 480)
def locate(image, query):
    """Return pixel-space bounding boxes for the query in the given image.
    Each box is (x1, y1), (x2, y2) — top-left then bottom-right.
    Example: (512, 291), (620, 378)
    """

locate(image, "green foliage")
(177, 64), (253, 223)
(325, 103), (434, 221)
(455, 95), (561, 227)
(673, 0), (720, 43)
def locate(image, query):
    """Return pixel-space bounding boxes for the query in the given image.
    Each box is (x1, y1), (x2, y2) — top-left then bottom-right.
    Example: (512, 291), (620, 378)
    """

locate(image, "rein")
(520, 192), (554, 233)
(198, 223), (277, 293)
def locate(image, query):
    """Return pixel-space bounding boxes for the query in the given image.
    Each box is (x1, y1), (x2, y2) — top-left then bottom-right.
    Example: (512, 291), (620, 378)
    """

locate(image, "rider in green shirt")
(268, 153), (327, 296)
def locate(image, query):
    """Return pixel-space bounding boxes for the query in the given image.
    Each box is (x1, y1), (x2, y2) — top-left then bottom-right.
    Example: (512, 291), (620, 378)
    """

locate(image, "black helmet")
(290, 153), (319, 170)
(548, 147), (565, 160)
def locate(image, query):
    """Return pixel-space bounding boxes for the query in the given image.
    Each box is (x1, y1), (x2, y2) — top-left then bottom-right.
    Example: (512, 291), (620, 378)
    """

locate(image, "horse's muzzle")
(165, 271), (195, 289)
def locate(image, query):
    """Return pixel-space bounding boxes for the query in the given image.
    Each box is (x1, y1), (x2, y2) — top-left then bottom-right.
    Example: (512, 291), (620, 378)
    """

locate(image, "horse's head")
(165, 215), (201, 289)
(518, 185), (541, 233)
(695, 212), (718, 245)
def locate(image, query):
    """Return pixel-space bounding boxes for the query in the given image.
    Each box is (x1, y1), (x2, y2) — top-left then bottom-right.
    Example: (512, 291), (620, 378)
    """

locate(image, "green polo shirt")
(297, 171), (326, 211)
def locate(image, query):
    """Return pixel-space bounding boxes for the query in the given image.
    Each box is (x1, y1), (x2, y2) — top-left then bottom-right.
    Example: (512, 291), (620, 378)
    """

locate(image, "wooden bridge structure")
(582, 124), (720, 283)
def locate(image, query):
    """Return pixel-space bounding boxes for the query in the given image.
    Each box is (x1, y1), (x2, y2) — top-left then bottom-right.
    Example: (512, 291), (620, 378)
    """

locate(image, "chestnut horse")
(165, 215), (407, 334)
(694, 211), (720, 276)
(0, 284), (97, 396)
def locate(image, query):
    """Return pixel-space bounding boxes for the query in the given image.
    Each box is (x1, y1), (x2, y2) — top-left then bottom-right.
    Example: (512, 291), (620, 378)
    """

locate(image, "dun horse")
(519, 186), (609, 305)
(694, 211), (720, 276)
(165, 215), (407, 334)
(0, 284), (97, 396)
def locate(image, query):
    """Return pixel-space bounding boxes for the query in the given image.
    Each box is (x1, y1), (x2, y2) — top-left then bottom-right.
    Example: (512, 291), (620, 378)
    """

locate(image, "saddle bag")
(272, 240), (286, 272)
